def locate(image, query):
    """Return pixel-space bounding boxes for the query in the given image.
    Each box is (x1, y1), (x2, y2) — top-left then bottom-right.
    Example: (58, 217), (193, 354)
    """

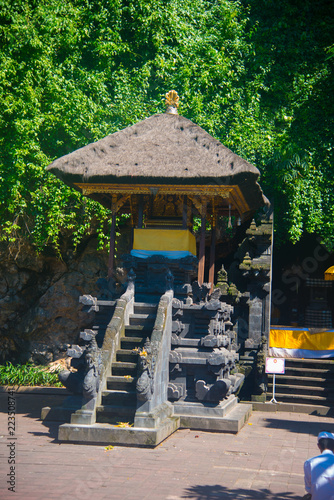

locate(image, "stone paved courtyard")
(1, 391), (334, 499)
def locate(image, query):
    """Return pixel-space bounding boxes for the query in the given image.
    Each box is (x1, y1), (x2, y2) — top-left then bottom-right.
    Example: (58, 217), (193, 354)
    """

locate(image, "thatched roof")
(47, 113), (267, 210)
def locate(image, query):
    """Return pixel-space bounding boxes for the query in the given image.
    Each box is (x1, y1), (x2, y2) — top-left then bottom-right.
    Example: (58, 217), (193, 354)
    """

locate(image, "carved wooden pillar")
(209, 210), (217, 293)
(198, 199), (207, 286)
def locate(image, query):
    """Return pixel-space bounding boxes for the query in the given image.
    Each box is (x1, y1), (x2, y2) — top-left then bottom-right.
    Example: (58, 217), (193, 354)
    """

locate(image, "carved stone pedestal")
(173, 396), (252, 433)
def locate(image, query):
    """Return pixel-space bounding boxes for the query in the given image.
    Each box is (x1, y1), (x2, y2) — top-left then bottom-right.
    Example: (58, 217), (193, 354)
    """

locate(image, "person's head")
(317, 431), (334, 452)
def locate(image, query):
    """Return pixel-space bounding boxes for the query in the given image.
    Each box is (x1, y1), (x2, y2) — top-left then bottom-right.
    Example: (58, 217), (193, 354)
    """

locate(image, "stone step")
(96, 405), (136, 424)
(284, 358), (334, 366)
(59, 416), (180, 446)
(107, 375), (136, 391)
(267, 374), (332, 387)
(112, 361), (137, 376)
(263, 357), (334, 410)
(282, 366), (334, 376)
(101, 390), (136, 406)
(107, 375), (137, 391)
(134, 302), (158, 314)
(121, 337), (146, 350)
(284, 364), (334, 374)
(124, 325), (152, 338)
(251, 401), (334, 416)
(268, 383), (334, 395)
(178, 403), (252, 434)
(269, 392), (334, 405)
(116, 349), (138, 363)
(129, 313), (155, 326)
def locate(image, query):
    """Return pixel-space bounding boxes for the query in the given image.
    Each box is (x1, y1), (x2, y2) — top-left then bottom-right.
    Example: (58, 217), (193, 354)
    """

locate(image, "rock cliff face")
(0, 238), (108, 364)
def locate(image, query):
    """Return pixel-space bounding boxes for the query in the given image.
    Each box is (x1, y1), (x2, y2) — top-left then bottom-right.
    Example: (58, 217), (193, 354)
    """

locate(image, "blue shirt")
(304, 449), (334, 500)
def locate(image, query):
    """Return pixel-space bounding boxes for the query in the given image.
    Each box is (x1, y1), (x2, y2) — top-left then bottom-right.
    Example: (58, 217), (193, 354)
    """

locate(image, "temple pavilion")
(43, 91), (274, 445)
(48, 91), (267, 288)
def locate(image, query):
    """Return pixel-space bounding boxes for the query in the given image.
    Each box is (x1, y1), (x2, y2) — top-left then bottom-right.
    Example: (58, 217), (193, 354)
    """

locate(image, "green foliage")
(241, 0), (334, 248)
(0, 362), (62, 386)
(0, 0), (114, 252)
(0, 0), (333, 252)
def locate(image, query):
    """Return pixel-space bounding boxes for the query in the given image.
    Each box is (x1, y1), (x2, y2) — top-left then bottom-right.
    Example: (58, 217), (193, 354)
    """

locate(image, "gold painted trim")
(74, 183), (250, 214)
(229, 186), (250, 215)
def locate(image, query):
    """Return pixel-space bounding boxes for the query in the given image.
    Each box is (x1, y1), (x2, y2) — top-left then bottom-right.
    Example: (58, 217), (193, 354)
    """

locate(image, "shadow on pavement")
(261, 417), (334, 436)
(27, 419), (60, 441)
(182, 484), (302, 499)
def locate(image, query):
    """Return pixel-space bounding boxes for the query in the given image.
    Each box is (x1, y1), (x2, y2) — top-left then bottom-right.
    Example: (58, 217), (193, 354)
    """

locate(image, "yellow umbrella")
(324, 265), (334, 281)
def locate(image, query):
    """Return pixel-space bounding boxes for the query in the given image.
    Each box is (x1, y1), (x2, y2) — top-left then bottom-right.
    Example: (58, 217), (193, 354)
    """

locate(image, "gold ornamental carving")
(165, 90), (179, 109)
(76, 183), (234, 197)
(152, 194), (184, 217)
(74, 183), (250, 214)
(111, 193), (130, 213)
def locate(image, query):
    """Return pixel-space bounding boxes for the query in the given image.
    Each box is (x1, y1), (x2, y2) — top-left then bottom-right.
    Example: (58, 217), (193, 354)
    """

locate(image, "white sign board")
(265, 357), (285, 374)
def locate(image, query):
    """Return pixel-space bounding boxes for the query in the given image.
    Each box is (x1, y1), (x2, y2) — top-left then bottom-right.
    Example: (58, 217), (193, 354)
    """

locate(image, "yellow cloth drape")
(133, 229), (196, 255)
(270, 328), (334, 351)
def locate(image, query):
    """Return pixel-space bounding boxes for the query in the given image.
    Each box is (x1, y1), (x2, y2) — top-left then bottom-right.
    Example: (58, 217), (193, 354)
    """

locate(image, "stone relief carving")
(192, 281), (211, 303)
(168, 296), (244, 404)
(58, 330), (101, 407)
(135, 339), (157, 401)
(167, 382), (185, 400)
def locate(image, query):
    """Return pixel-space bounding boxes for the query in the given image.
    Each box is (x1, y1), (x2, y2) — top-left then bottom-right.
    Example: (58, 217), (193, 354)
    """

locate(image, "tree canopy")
(0, 0), (333, 253)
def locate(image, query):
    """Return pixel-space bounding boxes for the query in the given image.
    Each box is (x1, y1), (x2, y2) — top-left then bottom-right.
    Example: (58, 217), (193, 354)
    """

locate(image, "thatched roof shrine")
(47, 91), (269, 284)
(47, 111), (266, 215)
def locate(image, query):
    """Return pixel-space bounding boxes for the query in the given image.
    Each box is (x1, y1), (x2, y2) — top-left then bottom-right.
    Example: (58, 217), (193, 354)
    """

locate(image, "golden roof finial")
(165, 90), (179, 114)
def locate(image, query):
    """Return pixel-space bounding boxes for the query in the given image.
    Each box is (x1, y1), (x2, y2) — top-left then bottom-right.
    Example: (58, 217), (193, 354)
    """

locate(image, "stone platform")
(56, 399), (252, 446)
(58, 415), (180, 447)
(177, 402), (252, 434)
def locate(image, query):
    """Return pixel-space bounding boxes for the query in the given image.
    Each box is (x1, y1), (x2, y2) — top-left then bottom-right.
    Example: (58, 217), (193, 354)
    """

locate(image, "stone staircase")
(266, 358), (334, 415)
(96, 302), (157, 426)
(55, 291), (182, 446)
(45, 287), (251, 446)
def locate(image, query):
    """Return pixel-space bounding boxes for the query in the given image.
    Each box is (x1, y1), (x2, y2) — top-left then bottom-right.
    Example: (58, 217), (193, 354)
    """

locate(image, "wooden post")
(182, 195), (188, 229)
(209, 214), (216, 293)
(108, 194), (118, 279)
(108, 211), (117, 279)
(187, 197), (192, 229)
(198, 200), (207, 285)
(138, 195), (144, 228)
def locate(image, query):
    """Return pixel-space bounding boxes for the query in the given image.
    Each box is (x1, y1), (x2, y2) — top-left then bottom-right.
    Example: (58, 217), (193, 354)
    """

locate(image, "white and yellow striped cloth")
(269, 327), (334, 358)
